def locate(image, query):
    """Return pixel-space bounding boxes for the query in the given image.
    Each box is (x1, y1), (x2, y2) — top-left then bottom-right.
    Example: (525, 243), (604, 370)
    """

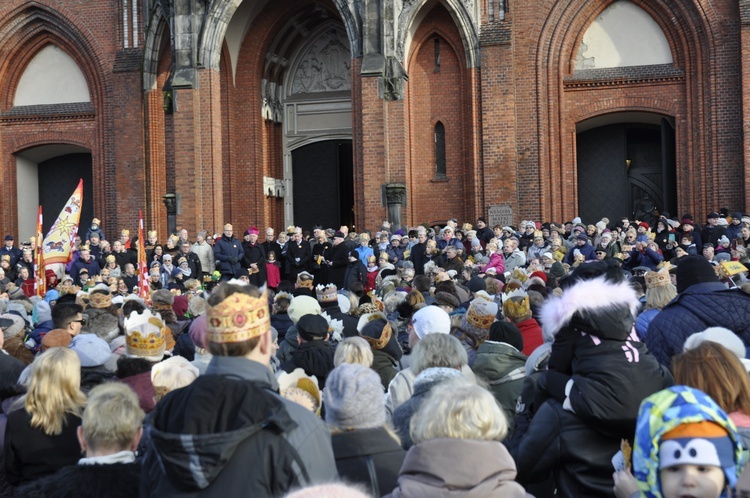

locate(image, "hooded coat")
(538, 275), (673, 438)
(383, 438), (530, 498)
(139, 356), (336, 497)
(471, 341), (527, 431)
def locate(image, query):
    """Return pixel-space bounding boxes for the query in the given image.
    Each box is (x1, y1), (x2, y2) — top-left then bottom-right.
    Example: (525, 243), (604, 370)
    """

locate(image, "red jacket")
(516, 317), (544, 356)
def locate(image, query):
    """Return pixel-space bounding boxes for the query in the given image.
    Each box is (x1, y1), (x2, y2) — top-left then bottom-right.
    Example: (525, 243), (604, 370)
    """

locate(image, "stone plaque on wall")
(488, 205), (513, 228)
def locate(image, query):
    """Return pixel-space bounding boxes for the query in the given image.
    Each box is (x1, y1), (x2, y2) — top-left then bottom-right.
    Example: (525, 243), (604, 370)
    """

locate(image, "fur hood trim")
(540, 276), (640, 341)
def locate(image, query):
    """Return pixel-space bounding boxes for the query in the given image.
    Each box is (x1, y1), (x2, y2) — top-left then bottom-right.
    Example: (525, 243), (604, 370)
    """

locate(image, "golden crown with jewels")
(207, 289), (270, 343)
(124, 309), (167, 361)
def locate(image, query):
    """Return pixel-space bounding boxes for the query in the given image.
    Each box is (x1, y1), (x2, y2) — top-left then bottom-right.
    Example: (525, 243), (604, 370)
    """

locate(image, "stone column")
(384, 183), (406, 231)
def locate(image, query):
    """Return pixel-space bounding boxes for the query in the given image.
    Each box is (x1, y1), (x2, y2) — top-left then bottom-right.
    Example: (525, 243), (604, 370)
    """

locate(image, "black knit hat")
(675, 255), (719, 294)
(467, 276), (486, 294)
(489, 321), (524, 352)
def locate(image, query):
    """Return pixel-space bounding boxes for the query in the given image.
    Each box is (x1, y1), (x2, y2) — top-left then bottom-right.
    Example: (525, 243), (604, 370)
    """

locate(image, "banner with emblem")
(137, 210), (150, 300)
(34, 206), (46, 297)
(41, 179), (83, 266)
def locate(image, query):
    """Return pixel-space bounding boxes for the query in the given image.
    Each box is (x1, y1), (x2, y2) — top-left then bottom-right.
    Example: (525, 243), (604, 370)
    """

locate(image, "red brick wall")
(0, 0), (744, 240)
(405, 4), (474, 226)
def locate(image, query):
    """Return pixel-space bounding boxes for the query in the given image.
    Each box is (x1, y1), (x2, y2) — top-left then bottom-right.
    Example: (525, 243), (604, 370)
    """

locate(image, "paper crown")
(366, 254), (377, 263)
(644, 269), (671, 289)
(511, 268), (529, 283)
(124, 309), (167, 362)
(207, 290), (270, 344)
(274, 291), (293, 302)
(465, 299), (497, 330)
(278, 368), (321, 412)
(503, 288), (531, 320)
(147, 230), (157, 238)
(356, 312), (393, 349)
(316, 284), (338, 303)
(88, 291), (113, 309)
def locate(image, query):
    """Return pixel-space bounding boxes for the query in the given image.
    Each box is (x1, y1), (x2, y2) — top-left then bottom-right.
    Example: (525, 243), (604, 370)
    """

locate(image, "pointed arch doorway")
(282, 23), (354, 232)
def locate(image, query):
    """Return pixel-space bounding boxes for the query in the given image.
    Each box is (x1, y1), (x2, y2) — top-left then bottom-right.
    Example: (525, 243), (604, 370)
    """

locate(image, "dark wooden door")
(38, 153), (93, 234)
(292, 140), (353, 231)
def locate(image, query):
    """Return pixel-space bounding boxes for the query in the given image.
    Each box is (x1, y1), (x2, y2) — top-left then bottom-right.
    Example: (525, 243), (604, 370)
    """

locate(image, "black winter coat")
(327, 243), (351, 289)
(18, 462), (140, 498)
(343, 260), (367, 292)
(280, 340), (335, 388)
(331, 428), (405, 497)
(512, 398), (619, 498)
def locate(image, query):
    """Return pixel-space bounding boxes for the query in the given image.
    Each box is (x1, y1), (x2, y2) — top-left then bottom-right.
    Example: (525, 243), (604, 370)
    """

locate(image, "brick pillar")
(171, 69), (224, 234)
(741, 4), (750, 210)
(144, 89), (168, 236)
(356, 74), (389, 232)
(111, 61), (146, 234)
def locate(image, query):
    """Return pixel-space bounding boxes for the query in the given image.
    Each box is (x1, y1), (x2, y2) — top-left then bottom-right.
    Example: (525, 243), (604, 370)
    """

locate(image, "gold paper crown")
(121, 229), (130, 236)
(315, 284), (338, 303)
(379, 252), (389, 260)
(511, 268), (529, 283)
(465, 301), (497, 330)
(207, 290), (270, 344)
(503, 289), (531, 320)
(124, 309), (167, 361)
(356, 312), (393, 349)
(644, 270), (671, 289)
(148, 230), (157, 238)
(367, 254), (377, 263)
(105, 255), (116, 263)
(88, 291), (112, 309)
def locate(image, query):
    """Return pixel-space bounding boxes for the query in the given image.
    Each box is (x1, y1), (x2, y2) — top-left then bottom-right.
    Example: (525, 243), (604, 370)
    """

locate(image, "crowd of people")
(2, 209), (750, 497)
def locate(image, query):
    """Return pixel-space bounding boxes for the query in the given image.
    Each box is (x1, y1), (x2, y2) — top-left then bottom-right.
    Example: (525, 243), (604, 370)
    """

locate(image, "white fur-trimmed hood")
(539, 276), (640, 341)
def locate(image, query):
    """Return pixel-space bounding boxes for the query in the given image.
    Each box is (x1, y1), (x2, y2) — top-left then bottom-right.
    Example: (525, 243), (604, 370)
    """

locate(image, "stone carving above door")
(291, 27), (352, 95)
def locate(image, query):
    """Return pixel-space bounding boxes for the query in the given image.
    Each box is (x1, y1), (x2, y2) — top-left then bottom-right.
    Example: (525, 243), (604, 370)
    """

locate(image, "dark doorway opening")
(292, 140), (353, 232)
(577, 119), (676, 225)
(38, 153), (94, 234)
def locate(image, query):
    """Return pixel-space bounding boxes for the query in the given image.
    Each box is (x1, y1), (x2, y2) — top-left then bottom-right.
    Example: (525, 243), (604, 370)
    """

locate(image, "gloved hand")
(228, 257), (238, 264)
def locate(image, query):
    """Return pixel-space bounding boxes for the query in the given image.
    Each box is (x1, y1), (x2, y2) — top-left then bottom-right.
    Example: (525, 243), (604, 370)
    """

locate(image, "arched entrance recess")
(283, 23), (354, 231)
(576, 112), (676, 225)
(15, 145), (94, 239)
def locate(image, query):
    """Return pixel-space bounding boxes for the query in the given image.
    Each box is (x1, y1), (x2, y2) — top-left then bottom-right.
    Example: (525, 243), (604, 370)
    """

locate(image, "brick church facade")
(0, 0), (747, 238)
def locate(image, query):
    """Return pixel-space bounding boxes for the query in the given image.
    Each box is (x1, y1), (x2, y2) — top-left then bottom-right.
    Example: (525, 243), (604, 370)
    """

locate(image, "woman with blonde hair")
(334, 337), (374, 367)
(385, 378), (531, 497)
(635, 269), (677, 340)
(5, 347), (86, 486)
(672, 341), (750, 449)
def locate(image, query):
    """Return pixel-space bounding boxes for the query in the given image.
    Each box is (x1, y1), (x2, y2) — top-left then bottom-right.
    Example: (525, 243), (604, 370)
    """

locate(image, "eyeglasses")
(71, 317), (88, 325)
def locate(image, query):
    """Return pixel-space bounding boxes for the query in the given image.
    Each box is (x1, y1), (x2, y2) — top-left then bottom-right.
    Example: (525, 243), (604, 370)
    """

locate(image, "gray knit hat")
(324, 363), (386, 430)
(0, 313), (25, 339)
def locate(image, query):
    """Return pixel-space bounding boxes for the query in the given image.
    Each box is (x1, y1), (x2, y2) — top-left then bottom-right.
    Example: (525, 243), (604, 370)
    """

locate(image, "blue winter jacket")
(645, 281), (750, 366)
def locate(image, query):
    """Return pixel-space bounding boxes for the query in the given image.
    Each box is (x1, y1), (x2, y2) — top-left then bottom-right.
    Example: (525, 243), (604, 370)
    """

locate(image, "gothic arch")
(0, 2), (112, 230)
(142, 2), (170, 91)
(530, 0), (721, 221)
(200, 0), (361, 72)
(0, 3), (108, 112)
(398, 0), (479, 68)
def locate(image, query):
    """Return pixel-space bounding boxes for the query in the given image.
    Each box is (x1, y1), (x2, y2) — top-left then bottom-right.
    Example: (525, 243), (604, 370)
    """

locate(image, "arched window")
(435, 121), (446, 178)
